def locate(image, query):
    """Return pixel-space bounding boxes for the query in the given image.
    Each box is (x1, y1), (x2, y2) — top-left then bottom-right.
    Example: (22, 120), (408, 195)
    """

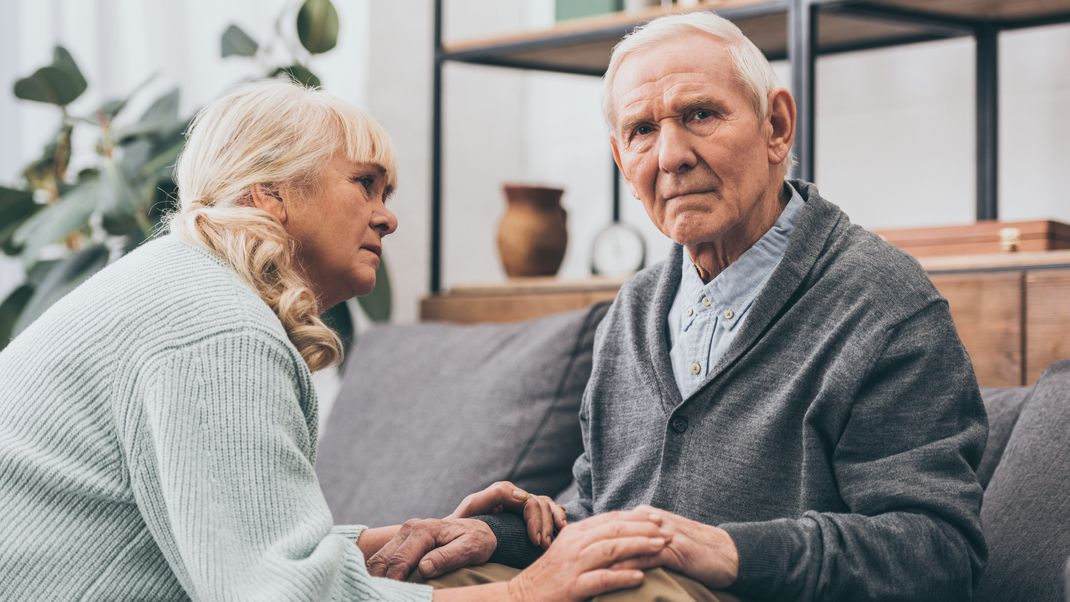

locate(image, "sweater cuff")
(719, 518), (802, 600)
(331, 524), (367, 543)
(473, 513), (543, 568)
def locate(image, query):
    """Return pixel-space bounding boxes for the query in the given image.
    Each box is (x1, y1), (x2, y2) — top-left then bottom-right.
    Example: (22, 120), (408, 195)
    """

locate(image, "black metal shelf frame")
(429, 0), (1070, 293)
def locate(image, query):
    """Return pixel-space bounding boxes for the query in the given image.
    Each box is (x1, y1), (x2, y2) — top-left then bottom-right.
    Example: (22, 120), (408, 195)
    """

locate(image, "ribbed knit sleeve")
(125, 328), (431, 602)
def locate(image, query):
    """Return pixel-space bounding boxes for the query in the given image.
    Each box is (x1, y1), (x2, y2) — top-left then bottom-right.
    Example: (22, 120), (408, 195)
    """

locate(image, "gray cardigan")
(483, 181), (987, 601)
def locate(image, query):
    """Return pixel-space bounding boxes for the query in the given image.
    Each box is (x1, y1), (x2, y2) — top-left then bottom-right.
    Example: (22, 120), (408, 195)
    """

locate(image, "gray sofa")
(317, 302), (1070, 601)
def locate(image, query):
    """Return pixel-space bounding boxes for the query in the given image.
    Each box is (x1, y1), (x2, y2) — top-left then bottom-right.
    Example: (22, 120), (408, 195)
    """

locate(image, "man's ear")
(249, 183), (288, 224)
(609, 135), (637, 197)
(766, 88), (796, 166)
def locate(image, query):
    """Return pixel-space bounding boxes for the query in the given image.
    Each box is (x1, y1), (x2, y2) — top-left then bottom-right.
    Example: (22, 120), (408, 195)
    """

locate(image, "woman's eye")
(353, 176), (375, 192)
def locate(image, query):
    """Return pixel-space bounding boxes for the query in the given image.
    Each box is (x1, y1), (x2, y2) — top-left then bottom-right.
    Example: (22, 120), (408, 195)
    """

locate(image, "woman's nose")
(372, 206), (398, 236)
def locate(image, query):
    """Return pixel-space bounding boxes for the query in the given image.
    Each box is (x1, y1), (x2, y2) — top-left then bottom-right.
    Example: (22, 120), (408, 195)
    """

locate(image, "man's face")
(610, 32), (778, 248)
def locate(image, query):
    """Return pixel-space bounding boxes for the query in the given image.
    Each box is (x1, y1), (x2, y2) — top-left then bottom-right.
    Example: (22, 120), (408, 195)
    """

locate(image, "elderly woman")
(0, 80), (667, 601)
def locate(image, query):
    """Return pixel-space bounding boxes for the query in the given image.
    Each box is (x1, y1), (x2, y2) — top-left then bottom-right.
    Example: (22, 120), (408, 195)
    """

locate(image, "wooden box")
(874, 220), (1070, 258)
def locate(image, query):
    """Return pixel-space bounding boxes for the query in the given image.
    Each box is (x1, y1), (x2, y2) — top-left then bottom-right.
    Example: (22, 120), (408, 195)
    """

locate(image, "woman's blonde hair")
(167, 79), (397, 371)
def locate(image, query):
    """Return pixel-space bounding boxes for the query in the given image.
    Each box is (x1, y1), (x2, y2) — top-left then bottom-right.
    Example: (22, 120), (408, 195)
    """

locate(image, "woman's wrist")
(356, 525), (401, 558)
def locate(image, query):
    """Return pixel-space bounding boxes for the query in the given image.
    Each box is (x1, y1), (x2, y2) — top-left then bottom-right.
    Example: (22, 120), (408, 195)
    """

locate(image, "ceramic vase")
(497, 184), (568, 278)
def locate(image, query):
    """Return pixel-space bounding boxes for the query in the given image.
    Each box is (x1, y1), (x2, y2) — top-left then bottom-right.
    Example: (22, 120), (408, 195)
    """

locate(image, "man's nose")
(657, 123), (697, 174)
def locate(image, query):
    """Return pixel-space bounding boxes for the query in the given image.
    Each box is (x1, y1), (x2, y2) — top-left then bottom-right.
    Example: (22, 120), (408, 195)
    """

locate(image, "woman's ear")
(249, 183), (288, 224)
(766, 88), (796, 166)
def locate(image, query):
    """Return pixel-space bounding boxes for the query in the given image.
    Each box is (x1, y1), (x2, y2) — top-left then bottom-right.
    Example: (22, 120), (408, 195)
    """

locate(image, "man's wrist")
(716, 526), (740, 587)
(473, 513), (542, 568)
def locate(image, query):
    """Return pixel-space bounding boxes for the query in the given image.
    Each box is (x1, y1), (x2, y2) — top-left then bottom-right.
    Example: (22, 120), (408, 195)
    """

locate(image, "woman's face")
(284, 153), (397, 310)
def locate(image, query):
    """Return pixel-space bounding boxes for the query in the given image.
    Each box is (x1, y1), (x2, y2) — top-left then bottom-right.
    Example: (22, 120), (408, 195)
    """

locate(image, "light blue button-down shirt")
(667, 184), (804, 399)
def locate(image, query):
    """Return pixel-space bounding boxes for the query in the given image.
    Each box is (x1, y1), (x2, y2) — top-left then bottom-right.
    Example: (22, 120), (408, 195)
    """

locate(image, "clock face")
(591, 222), (646, 277)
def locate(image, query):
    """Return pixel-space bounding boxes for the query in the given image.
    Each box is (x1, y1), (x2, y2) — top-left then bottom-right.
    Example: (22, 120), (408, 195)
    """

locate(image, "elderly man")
(371, 11), (987, 601)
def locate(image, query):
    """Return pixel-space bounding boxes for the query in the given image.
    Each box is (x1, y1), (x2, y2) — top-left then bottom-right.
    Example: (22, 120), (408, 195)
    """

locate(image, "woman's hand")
(448, 481), (567, 549)
(505, 509), (670, 602)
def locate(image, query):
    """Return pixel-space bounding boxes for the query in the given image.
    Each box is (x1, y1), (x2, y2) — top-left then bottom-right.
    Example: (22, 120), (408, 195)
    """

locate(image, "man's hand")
(366, 517), (495, 580)
(449, 481), (567, 549)
(610, 505), (739, 590)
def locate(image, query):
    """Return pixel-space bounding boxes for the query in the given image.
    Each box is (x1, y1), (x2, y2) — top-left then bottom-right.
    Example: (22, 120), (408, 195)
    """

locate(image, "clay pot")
(497, 184), (568, 278)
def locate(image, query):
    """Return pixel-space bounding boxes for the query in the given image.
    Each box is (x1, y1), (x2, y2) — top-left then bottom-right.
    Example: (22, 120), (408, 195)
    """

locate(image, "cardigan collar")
(645, 179), (846, 412)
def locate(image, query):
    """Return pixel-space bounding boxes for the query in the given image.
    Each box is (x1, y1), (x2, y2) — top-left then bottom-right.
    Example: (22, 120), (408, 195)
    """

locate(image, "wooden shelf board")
(873, 0), (1070, 24)
(439, 276), (629, 297)
(919, 249), (1070, 272)
(442, 0), (1070, 74)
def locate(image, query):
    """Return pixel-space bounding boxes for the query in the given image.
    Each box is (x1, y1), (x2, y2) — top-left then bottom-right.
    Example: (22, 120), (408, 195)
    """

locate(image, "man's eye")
(690, 110), (715, 121)
(632, 124), (654, 137)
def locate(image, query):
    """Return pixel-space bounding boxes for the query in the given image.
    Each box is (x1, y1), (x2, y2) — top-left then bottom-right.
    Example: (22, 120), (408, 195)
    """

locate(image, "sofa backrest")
(316, 302), (609, 528)
(976, 360), (1070, 602)
(978, 385), (1032, 488)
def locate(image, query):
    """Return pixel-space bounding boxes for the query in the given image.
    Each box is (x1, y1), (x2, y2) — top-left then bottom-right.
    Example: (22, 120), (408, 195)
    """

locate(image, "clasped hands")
(365, 481), (739, 593)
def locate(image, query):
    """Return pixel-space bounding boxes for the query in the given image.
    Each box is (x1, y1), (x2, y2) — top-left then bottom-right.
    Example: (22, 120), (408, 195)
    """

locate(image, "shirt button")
(723, 309), (735, 320)
(686, 307), (694, 317)
(689, 362), (701, 375)
(702, 297), (711, 307)
(671, 416), (689, 434)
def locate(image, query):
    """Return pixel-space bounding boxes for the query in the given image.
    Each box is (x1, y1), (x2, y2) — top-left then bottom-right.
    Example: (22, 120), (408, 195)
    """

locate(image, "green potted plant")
(0, 0), (388, 355)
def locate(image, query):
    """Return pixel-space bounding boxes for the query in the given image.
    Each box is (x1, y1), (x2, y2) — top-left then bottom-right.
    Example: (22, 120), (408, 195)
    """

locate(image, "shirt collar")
(678, 183), (805, 330)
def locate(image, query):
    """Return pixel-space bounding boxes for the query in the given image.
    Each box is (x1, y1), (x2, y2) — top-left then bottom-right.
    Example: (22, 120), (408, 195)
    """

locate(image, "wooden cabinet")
(929, 271), (1023, 387)
(422, 251), (1070, 387)
(1025, 270), (1070, 383)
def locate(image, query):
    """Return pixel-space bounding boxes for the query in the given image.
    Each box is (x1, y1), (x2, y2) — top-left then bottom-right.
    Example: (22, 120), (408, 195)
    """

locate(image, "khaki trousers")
(419, 562), (741, 602)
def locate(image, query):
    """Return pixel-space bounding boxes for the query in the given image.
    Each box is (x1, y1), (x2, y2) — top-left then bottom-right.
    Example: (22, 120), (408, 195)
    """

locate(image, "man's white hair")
(602, 11), (781, 129)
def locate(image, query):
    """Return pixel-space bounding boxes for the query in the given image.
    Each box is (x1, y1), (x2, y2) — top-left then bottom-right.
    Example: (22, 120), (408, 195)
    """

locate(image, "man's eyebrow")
(675, 96), (729, 115)
(618, 113), (650, 136)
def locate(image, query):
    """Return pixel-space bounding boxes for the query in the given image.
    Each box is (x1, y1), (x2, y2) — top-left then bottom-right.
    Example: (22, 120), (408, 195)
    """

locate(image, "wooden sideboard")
(420, 251), (1070, 387)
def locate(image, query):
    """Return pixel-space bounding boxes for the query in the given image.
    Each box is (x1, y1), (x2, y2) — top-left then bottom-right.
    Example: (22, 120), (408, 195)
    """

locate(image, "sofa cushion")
(977, 360), (1070, 602)
(978, 386), (1032, 489)
(316, 302), (609, 528)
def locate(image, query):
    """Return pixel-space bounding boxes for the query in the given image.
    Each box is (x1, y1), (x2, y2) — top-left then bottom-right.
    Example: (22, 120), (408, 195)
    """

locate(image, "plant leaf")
(297, 0), (339, 54)
(52, 46), (87, 91)
(0, 284), (34, 351)
(321, 300), (354, 353)
(0, 187), (40, 255)
(221, 24), (260, 58)
(12, 46), (87, 106)
(271, 64), (321, 88)
(12, 176), (100, 265)
(115, 88), (181, 142)
(21, 124), (73, 189)
(13, 65), (85, 106)
(13, 243), (110, 336)
(100, 158), (141, 235)
(356, 255), (391, 322)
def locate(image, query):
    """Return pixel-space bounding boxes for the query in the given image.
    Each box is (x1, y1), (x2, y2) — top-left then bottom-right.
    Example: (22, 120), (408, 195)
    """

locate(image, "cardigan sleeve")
(125, 328), (432, 602)
(720, 300), (988, 602)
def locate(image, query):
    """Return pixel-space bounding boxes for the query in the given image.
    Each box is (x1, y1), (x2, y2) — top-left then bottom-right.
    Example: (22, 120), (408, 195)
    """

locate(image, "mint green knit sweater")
(0, 236), (432, 601)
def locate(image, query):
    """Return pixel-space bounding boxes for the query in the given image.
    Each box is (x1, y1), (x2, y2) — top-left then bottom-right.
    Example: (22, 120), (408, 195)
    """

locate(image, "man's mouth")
(665, 189), (715, 202)
(361, 244), (382, 257)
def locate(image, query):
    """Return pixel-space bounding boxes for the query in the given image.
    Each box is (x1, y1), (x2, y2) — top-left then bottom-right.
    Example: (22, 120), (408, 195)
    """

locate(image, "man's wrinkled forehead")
(610, 36), (740, 125)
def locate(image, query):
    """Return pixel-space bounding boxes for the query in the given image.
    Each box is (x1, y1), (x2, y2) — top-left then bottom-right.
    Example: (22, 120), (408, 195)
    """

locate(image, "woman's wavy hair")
(167, 79), (397, 371)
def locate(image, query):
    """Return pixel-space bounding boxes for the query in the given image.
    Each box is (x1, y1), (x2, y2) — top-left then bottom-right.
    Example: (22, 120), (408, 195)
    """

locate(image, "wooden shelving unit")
(428, 0), (1070, 293)
(421, 252), (1070, 387)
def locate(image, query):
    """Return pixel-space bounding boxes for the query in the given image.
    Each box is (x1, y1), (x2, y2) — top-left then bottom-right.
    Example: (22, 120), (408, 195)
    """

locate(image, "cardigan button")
(671, 416), (689, 434)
